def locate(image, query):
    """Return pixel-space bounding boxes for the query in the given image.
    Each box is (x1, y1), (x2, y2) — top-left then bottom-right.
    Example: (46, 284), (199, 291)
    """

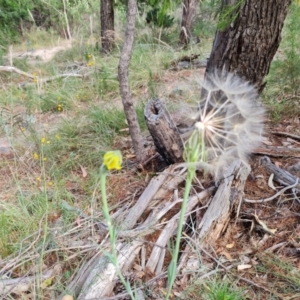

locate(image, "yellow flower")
(87, 60), (95, 67)
(41, 137), (46, 144)
(33, 152), (39, 160)
(36, 177), (41, 181)
(48, 181), (53, 186)
(57, 104), (63, 111)
(103, 151), (122, 170)
(55, 134), (60, 140)
(43, 157), (47, 161)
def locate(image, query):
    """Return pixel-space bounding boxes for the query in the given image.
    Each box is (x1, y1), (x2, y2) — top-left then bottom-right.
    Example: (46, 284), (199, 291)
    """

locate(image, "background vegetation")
(0, 0), (299, 299)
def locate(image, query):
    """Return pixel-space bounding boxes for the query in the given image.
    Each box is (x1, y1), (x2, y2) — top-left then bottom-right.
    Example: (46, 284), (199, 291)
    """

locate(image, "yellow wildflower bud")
(33, 152), (39, 160)
(41, 137), (46, 144)
(103, 151), (122, 170)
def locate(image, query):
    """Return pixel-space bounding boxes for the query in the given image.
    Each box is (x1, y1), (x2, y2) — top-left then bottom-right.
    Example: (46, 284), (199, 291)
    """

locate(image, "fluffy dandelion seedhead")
(182, 71), (265, 177)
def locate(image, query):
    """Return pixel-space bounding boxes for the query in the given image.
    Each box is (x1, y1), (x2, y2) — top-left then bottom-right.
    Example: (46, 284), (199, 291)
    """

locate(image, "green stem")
(100, 166), (135, 300)
(165, 167), (196, 299)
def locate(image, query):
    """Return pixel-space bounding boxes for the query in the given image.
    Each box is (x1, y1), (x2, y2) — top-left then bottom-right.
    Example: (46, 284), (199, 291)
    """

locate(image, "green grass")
(263, 1), (300, 121)
(204, 280), (244, 300)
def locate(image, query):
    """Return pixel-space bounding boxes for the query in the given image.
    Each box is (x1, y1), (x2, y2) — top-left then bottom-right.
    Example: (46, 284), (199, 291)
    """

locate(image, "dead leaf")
(268, 173), (276, 190)
(119, 128), (129, 132)
(237, 264), (252, 271)
(75, 216), (81, 226)
(79, 165), (87, 178)
(226, 243), (235, 249)
(220, 250), (232, 260)
(125, 154), (136, 159)
(62, 296), (74, 300)
(274, 161), (282, 168)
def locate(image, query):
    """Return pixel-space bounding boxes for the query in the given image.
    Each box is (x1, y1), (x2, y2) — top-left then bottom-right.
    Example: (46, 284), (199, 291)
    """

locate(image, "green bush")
(0, 0), (32, 44)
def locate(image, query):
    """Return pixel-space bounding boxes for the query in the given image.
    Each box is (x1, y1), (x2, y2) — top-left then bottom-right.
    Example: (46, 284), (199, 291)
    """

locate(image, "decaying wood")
(197, 160), (250, 242)
(146, 187), (215, 274)
(260, 156), (300, 192)
(123, 165), (175, 230)
(0, 66), (36, 78)
(77, 241), (142, 299)
(254, 146), (300, 158)
(0, 269), (54, 295)
(272, 131), (300, 141)
(64, 159), (251, 298)
(145, 98), (184, 164)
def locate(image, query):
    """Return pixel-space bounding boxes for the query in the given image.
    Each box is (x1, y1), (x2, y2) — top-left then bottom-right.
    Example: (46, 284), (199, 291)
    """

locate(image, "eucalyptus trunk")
(100, 0), (114, 53)
(179, 0), (198, 46)
(206, 0), (292, 92)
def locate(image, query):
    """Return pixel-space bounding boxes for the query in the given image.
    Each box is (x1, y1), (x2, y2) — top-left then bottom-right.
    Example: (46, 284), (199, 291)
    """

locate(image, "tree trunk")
(178, 0), (197, 47)
(118, 0), (146, 162)
(206, 0), (292, 92)
(100, 0), (114, 53)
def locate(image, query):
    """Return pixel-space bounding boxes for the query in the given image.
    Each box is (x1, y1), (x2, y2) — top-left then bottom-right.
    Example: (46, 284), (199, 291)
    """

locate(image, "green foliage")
(0, 0), (32, 44)
(138, 0), (179, 28)
(194, 0), (219, 38)
(217, 0), (246, 31)
(264, 1), (300, 121)
(205, 281), (243, 300)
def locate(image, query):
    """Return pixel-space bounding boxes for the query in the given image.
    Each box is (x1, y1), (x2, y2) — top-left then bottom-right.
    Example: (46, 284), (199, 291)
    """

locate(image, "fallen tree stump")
(144, 98), (183, 164)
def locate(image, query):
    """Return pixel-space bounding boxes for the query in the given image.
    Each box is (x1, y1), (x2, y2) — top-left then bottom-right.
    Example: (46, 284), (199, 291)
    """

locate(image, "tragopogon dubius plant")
(179, 70), (265, 177)
(166, 71), (265, 299)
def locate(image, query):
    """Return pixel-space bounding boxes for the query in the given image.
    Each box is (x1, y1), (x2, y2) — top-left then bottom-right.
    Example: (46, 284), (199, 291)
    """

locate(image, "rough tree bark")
(178, 0), (198, 46)
(118, 0), (146, 162)
(206, 0), (292, 92)
(100, 0), (114, 53)
(144, 99), (183, 164)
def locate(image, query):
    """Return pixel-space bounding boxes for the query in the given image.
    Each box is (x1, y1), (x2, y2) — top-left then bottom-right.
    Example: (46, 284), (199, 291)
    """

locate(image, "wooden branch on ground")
(123, 165), (175, 230)
(0, 65), (93, 87)
(77, 241), (143, 299)
(260, 156), (300, 192)
(0, 66), (36, 78)
(271, 131), (300, 141)
(198, 160), (250, 243)
(146, 187), (215, 274)
(0, 269), (54, 295)
(254, 146), (300, 158)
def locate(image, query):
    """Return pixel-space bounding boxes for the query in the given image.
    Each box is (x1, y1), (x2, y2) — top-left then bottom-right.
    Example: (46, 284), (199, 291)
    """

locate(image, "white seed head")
(182, 70), (265, 178)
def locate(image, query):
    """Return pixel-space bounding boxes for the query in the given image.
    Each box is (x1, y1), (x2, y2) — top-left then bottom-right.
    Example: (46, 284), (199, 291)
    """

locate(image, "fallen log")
(254, 146), (300, 158)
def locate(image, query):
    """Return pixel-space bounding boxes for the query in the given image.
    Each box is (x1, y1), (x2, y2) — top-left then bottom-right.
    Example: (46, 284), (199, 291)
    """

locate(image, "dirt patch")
(8, 39), (73, 63)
